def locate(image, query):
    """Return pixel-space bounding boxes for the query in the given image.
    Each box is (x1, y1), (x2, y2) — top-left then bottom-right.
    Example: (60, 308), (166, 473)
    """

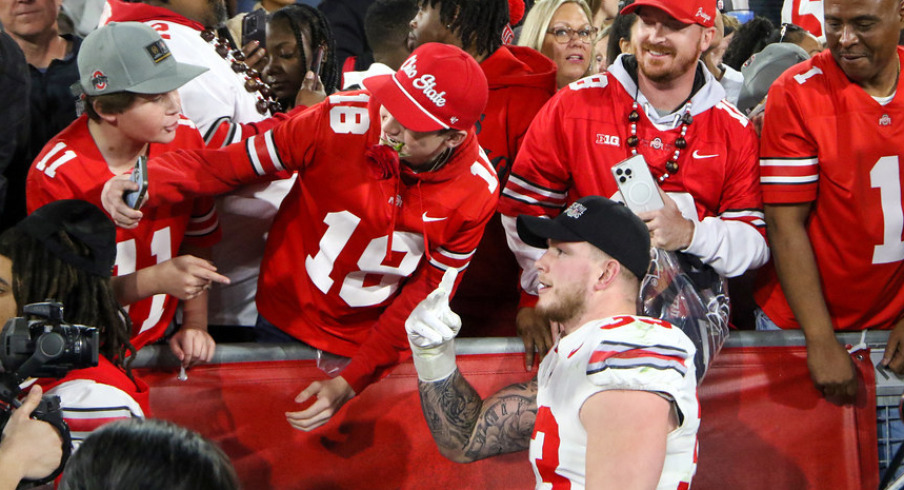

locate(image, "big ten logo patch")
(596, 134), (620, 147)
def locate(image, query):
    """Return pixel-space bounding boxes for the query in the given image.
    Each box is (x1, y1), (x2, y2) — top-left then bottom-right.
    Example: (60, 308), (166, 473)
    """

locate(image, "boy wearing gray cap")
(26, 22), (228, 368)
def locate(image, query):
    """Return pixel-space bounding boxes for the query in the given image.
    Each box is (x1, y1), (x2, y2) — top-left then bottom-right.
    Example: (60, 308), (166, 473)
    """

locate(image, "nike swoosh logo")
(692, 150), (718, 159)
(422, 212), (447, 222)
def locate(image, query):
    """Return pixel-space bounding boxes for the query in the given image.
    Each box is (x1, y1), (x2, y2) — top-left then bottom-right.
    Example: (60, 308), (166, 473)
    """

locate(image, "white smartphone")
(611, 154), (664, 213)
(123, 155), (148, 210)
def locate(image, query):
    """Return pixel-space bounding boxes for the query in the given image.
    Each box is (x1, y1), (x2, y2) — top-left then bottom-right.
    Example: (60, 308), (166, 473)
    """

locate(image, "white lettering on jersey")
(794, 66), (823, 85)
(114, 226), (172, 334)
(35, 142), (77, 178)
(716, 101), (749, 127)
(595, 134), (620, 146)
(330, 106), (370, 134)
(871, 155), (904, 264)
(306, 211), (425, 307)
(568, 75), (607, 91)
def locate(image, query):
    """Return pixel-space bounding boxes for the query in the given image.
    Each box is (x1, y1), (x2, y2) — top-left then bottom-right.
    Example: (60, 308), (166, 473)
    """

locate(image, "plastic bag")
(640, 248), (730, 382)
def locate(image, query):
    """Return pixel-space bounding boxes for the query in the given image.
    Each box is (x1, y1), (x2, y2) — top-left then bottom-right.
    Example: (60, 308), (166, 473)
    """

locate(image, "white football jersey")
(529, 315), (699, 489)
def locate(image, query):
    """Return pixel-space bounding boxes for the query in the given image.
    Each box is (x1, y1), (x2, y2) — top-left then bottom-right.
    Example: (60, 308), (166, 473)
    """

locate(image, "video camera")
(0, 301), (99, 487)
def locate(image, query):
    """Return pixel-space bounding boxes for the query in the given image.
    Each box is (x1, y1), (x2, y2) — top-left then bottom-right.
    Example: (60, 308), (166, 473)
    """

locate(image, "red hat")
(620, 0), (716, 28)
(508, 0), (525, 25)
(362, 43), (488, 132)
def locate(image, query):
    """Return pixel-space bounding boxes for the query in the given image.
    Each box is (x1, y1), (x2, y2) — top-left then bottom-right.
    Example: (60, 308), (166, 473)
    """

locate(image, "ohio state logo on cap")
(91, 70), (108, 91)
(400, 56), (448, 108)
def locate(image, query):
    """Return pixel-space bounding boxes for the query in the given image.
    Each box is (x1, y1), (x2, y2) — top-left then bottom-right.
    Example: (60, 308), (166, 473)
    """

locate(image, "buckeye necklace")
(201, 28), (282, 115)
(626, 99), (693, 182)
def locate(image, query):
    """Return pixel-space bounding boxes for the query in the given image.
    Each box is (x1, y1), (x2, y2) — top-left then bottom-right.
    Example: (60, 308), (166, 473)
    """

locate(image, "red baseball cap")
(363, 43), (488, 132)
(620, 0), (716, 28)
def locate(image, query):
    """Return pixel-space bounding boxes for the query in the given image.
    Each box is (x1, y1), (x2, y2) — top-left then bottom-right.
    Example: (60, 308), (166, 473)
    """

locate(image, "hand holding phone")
(611, 154), (664, 214)
(123, 155), (148, 210)
(310, 45), (325, 79)
(242, 9), (267, 47)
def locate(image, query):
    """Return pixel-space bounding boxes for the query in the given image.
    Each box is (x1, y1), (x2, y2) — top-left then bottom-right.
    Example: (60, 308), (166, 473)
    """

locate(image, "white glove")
(406, 267), (462, 382)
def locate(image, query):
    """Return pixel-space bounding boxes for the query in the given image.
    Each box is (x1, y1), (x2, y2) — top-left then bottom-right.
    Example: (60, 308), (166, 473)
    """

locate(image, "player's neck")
(88, 119), (149, 175)
(637, 65), (697, 114)
(561, 296), (639, 336)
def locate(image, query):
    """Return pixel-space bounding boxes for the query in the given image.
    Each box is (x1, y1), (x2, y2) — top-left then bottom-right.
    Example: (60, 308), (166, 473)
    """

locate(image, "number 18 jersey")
(756, 48), (904, 330)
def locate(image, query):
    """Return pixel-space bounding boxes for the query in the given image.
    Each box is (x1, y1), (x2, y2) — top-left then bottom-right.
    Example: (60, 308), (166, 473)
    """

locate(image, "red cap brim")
(363, 74), (449, 133)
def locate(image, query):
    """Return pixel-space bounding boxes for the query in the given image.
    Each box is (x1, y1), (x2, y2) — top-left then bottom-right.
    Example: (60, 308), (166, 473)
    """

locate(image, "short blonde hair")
(517, 0), (595, 53)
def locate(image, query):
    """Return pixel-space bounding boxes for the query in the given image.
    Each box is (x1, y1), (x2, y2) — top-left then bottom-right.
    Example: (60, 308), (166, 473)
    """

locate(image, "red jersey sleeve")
(498, 90), (572, 219)
(759, 67), (820, 204)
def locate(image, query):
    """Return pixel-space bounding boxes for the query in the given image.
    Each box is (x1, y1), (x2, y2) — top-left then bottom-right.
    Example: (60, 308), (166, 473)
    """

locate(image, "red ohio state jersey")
(139, 91), (499, 392)
(756, 48), (904, 331)
(26, 115), (221, 350)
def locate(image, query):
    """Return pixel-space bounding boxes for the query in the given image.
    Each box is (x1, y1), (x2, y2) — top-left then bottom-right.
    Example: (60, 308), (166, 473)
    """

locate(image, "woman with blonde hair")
(518, 0), (597, 89)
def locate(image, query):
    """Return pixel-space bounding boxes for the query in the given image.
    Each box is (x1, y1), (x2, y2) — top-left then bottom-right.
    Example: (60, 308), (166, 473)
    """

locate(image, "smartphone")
(611, 154), (664, 213)
(123, 155), (148, 210)
(242, 9), (267, 47)
(310, 45), (325, 79)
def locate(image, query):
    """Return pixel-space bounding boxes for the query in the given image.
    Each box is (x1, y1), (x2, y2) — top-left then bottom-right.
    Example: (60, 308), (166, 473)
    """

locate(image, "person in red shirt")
(755, 0), (904, 399)
(101, 42), (497, 431)
(500, 0), (767, 367)
(26, 22), (227, 365)
(408, 0), (558, 339)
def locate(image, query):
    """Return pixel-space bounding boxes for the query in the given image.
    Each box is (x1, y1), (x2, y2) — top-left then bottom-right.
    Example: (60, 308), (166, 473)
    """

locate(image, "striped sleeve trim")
(246, 131), (285, 176)
(428, 246), (476, 271)
(720, 208), (766, 227)
(760, 157), (818, 185)
(64, 406), (141, 442)
(587, 340), (689, 377)
(203, 117), (243, 148)
(186, 204), (220, 237)
(502, 173), (568, 209)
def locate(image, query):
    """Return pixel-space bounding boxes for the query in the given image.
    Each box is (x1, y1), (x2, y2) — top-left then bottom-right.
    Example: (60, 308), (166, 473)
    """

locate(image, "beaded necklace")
(200, 28), (281, 115)
(626, 92), (693, 182)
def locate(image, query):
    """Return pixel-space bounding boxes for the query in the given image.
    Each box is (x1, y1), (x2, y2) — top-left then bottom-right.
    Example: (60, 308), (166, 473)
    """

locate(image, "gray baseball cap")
(737, 43), (810, 115)
(78, 22), (208, 96)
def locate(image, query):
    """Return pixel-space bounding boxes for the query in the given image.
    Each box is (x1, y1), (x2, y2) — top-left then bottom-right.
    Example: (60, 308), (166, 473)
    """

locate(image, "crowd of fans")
(1, 0), (903, 487)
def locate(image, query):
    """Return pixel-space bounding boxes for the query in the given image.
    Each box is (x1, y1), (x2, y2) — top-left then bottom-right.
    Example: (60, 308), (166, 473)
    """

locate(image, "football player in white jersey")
(407, 196), (699, 489)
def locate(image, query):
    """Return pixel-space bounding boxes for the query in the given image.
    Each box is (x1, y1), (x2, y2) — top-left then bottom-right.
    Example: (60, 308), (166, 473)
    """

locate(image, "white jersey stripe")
(507, 174), (568, 200)
(760, 158), (818, 167)
(34, 142), (67, 172)
(247, 135), (266, 175)
(264, 131), (285, 172)
(761, 175), (819, 184)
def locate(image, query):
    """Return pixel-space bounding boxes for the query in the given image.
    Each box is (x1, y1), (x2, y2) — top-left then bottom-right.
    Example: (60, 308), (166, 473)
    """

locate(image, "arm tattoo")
(418, 371), (538, 462)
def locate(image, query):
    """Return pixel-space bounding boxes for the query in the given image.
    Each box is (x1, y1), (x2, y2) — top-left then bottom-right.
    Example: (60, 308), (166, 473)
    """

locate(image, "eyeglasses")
(545, 25), (599, 44)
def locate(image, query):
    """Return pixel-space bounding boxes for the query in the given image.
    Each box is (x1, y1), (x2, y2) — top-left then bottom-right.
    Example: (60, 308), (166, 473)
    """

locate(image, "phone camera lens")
(625, 169), (633, 176)
(619, 176), (626, 183)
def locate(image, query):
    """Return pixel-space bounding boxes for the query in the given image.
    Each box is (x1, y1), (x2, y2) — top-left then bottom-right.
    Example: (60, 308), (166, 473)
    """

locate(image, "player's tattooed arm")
(418, 371), (537, 463)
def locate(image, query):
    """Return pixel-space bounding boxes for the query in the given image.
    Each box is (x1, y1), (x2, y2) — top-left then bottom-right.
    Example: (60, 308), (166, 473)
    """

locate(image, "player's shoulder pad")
(585, 315), (692, 379)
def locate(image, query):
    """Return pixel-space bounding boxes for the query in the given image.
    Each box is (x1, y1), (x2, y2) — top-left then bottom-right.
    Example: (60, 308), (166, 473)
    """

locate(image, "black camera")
(1, 301), (99, 379)
(0, 301), (100, 487)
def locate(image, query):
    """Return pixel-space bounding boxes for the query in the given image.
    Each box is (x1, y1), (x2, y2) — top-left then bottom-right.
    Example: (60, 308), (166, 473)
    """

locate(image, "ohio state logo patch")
(564, 202), (587, 219)
(91, 70), (108, 91)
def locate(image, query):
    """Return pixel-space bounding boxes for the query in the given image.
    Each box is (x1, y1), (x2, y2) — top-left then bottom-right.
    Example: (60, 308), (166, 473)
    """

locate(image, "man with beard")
(406, 196), (699, 488)
(755, 0), (904, 401)
(500, 0), (767, 366)
(104, 0), (299, 333)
